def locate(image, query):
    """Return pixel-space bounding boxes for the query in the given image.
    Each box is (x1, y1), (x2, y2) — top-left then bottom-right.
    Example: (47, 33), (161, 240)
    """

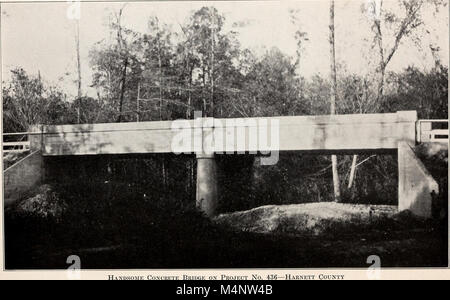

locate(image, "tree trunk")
(329, 0), (341, 202)
(202, 66), (207, 116)
(76, 20), (82, 124)
(377, 64), (385, 103)
(210, 10), (215, 117)
(348, 154), (358, 189)
(137, 83), (140, 122)
(158, 53), (163, 120)
(117, 56), (128, 122)
(186, 64), (192, 119)
(157, 19), (163, 121)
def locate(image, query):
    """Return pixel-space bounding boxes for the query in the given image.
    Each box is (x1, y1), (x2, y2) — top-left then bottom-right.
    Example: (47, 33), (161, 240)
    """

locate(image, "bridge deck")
(30, 111), (418, 156)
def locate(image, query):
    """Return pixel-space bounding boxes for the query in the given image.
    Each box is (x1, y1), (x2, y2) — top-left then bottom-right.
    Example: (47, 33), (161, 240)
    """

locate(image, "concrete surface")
(398, 141), (439, 218)
(32, 111), (417, 156)
(3, 150), (44, 207)
(196, 152), (218, 217)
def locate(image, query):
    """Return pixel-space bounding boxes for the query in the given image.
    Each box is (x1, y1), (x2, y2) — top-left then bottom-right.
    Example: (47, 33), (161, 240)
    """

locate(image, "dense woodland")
(3, 3), (448, 212)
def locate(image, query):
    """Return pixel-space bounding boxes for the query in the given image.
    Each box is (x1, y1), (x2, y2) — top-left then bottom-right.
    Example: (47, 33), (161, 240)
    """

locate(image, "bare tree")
(210, 8), (216, 117)
(329, 0), (341, 202)
(116, 6), (128, 122)
(289, 8), (309, 73)
(75, 19), (82, 123)
(348, 0), (441, 189)
(371, 0), (425, 102)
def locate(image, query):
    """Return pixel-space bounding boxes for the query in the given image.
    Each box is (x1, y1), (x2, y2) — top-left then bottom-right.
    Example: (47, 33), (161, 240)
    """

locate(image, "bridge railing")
(2, 132), (31, 154)
(417, 120), (449, 143)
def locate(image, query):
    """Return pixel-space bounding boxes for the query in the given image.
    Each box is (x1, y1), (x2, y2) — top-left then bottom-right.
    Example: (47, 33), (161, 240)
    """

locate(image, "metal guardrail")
(2, 132), (31, 154)
(417, 120), (449, 143)
(3, 141), (31, 153)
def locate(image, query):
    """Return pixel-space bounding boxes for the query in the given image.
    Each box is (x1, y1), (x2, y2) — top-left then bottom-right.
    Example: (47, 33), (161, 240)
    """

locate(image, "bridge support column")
(398, 141), (439, 218)
(196, 152), (218, 217)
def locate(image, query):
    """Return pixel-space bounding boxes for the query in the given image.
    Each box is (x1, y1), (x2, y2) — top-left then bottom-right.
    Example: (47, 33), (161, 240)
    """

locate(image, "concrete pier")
(196, 152), (218, 217)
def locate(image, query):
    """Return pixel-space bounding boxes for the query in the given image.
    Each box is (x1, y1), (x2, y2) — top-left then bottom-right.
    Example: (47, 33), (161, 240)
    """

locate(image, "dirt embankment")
(214, 202), (424, 236)
(6, 184), (67, 221)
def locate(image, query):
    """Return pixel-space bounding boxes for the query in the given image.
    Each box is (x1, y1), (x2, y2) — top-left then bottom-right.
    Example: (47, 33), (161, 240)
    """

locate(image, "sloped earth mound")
(214, 202), (423, 236)
(6, 184), (68, 221)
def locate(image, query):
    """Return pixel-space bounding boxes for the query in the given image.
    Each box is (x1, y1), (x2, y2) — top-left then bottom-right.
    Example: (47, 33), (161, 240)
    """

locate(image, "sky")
(1, 0), (448, 98)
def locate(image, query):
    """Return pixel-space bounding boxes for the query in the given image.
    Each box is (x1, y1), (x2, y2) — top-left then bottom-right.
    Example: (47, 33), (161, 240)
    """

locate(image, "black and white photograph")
(0, 0), (448, 277)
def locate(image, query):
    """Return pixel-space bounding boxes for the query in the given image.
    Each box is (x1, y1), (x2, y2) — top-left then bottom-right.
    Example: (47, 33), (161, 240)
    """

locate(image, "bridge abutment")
(3, 127), (46, 206)
(398, 141), (439, 218)
(4, 150), (44, 206)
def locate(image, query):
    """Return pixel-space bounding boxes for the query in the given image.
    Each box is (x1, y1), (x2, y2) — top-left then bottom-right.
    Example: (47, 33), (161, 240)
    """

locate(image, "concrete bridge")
(3, 111), (445, 218)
